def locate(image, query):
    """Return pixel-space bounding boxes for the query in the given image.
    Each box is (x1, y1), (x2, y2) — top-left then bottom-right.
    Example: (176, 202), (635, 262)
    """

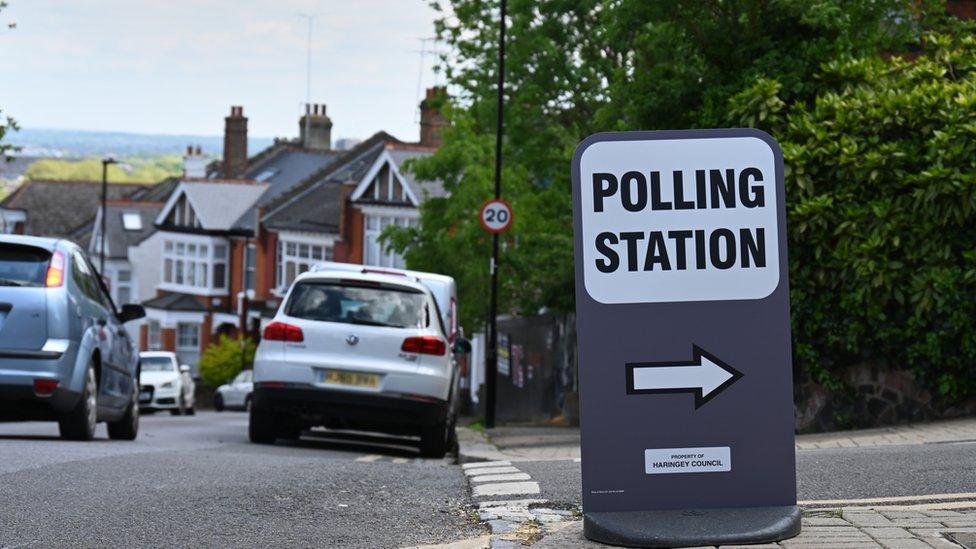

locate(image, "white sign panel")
(644, 446), (732, 475)
(578, 136), (779, 304)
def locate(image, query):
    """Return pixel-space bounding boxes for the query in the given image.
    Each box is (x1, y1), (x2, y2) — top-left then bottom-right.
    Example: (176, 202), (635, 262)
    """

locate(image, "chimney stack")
(223, 106), (248, 177)
(419, 87), (448, 148)
(183, 144), (207, 179)
(299, 103), (333, 151)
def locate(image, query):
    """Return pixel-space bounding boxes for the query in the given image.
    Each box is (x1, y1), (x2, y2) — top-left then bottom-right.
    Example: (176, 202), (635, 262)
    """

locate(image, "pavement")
(0, 411), (484, 548)
(454, 417), (976, 548)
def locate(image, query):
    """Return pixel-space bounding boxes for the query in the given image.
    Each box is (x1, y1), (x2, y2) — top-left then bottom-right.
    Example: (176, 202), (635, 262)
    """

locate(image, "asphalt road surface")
(0, 411), (482, 548)
(514, 440), (976, 508)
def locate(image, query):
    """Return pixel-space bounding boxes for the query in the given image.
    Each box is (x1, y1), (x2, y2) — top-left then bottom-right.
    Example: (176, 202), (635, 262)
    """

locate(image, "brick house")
(134, 88), (448, 372)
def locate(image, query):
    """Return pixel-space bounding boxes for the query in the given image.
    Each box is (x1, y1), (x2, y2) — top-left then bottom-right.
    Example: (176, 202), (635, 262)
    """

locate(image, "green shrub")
(731, 33), (976, 403)
(198, 335), (255, 388)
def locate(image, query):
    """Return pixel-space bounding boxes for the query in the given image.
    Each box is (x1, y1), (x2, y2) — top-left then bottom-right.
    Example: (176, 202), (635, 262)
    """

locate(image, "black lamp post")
(100, 157), (117, 275)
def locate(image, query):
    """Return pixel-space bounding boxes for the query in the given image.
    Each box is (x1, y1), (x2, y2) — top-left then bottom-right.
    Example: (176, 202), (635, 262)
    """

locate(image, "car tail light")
(46, 251), (65, 288)
(33, 378), (59, 396)
(401, 335), (446, 356)
(448, 297), (458, 343)
(263, 321), (304, 342)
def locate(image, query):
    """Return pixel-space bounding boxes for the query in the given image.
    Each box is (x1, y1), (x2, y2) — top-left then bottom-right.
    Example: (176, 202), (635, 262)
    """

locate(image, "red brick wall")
(346, 207), (364, 264)
(256, 231), (278, 298)
(948, 0), (976, 19)
(229, 239), (245, 300)
(139, 324), (148, 351)
(161, 328), (176, 352)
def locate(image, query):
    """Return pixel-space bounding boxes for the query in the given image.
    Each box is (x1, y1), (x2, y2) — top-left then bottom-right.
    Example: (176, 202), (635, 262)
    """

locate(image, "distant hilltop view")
(0, 127), (277, 188)
(8, 127), (275, 159)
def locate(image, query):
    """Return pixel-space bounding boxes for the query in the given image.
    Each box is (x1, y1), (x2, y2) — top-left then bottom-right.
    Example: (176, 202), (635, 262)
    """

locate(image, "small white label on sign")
(644, 446), (731, 475)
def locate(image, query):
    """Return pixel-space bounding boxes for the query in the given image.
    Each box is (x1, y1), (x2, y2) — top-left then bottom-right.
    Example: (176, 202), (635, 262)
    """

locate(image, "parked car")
(0, 235), (144, 440)
(214, 369), (253, 412)
(138, 351), (195, 415)
(249, 263), (467, 458)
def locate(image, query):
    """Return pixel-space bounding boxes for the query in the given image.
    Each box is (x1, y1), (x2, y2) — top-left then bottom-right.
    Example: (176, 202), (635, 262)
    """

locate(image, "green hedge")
(199, 335), (256, 388)
(731, 33), (976, 403)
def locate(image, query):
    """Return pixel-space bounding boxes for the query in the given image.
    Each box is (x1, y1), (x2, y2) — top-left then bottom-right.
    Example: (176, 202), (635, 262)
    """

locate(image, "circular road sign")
(479, 199), (513, 233)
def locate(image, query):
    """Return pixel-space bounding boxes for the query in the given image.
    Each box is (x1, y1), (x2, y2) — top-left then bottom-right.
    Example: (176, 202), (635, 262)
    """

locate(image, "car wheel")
(107, 384), (139, 441)
(59, 361), (97, 441)
(213, 393), (225, 412)
(276, 417), (303, 441)
(419, 422), (448, 458)
(170, 393), (186, 416)
(248, 401), (277, 444)
(185, 405), (195, 416)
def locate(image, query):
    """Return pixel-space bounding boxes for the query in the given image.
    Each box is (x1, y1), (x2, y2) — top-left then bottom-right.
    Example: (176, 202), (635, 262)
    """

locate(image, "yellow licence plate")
(323, 370), (380, 388)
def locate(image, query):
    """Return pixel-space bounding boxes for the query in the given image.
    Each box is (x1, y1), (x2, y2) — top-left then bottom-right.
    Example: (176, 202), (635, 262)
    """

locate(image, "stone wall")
(794, 362), (976, 432)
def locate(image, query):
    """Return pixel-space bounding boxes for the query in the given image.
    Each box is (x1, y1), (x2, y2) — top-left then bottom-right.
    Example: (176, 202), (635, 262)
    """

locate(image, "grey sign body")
(571, 129), (799, 547)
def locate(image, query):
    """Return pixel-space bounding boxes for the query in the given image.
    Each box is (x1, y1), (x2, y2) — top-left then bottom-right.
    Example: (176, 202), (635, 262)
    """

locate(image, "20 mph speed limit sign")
(480, 199), (513, 233)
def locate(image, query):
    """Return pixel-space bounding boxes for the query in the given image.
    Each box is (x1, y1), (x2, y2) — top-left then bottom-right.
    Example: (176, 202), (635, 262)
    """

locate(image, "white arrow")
(626, 345), (743, 409)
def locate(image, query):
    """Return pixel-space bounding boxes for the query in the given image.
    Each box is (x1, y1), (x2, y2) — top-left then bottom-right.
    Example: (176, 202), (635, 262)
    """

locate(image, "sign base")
(583, 505), (801, 548)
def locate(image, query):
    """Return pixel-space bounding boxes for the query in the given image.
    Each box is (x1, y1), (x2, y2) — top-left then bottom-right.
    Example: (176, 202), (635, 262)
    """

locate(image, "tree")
(729, 32), (976, 402)
(0, 2), (17, 163)
(386, 0), (944, 333)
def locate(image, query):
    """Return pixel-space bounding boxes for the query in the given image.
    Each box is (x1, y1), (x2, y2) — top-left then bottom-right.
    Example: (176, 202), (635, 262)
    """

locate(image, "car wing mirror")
(118, 304), (146, 323)
(453, 337), (472, 354)
(179, 364), (191, 373)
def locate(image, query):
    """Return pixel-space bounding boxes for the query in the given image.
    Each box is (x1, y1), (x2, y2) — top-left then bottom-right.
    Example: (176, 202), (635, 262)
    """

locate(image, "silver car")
(214, 370), (252, 411)
(0, 235), (145, 440)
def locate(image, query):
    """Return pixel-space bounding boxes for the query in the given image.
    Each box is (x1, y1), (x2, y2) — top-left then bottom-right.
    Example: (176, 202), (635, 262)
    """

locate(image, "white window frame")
(361, 206), (419, 269)
(244, 243), (256, 292)
(115, 267), (132, 305)
(159, 232), (229, 296)
(147, 320), (162, 351)
(274, 232), (336, 294)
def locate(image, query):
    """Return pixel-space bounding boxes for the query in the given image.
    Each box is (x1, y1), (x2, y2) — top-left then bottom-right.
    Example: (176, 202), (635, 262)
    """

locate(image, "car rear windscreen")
(286, 281), (428, 329)
(0, 244), (52, 287)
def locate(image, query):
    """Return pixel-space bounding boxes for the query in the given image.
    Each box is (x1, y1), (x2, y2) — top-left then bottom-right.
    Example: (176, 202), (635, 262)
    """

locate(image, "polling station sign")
(571, 129), (800, 548)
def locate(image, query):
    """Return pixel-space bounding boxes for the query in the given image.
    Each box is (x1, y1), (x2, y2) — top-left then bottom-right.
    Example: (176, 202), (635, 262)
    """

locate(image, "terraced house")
(126, 88), (447, 372)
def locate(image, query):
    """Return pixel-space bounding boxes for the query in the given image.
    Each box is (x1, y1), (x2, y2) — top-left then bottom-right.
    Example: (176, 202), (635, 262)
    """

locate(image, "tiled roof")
(98, 201), (163, 259)
(229, 142), (342, 232)
(165, 181), (269, 232)
(142, 292), (207, 312)
(0, 180), (147, 239)
(387, 147), (445, 200)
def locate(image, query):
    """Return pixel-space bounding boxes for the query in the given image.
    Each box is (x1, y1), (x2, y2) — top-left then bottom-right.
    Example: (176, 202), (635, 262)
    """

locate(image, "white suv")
(249, 267), (464, 458)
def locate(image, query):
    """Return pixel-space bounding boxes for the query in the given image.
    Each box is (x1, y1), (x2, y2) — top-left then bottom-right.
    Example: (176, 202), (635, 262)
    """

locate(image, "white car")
(214, 370), (253, 411)
(139, 351), (196, 415)
(249, 265), (466, 458)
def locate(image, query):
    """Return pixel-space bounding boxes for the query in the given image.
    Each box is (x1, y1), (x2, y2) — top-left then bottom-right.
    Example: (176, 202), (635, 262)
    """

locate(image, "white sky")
(0, 0), (446, 141)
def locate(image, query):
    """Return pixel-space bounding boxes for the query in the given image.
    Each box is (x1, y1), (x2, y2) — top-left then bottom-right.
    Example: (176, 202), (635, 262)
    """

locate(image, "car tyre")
(419, 422), (448, 458)
(59, 362), (98, 441)
(107, 385), (139, 441)
(213, 393), (225, 412)
(248, 402), (277, 444)
(277, 417), (303, 441)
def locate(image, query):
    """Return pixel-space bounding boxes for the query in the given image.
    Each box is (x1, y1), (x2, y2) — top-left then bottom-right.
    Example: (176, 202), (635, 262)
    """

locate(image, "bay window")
(160, 234), (228, 294)
(276, 237), (333, 291)
(364, 212), (418, 268)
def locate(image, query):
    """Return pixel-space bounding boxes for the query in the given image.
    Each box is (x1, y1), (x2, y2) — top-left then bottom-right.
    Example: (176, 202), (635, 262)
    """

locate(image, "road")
(496, 441), (976, 510)
(0, 412), (482, 548)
